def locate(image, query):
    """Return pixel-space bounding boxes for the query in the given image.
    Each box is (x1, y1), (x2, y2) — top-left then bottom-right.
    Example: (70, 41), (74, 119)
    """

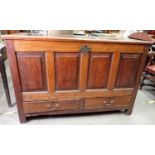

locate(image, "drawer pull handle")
(105, 103), (112, 106)
(80, 45), (91, 54)
(46, 103), (59, 110)
(104, 101), (111, 106)
(110, 100), (114, 104)
(103, 101), (107, 104)
(46, 104), (52, 108)
(104, 100), (114, 106)
(55, 103), (59, 107)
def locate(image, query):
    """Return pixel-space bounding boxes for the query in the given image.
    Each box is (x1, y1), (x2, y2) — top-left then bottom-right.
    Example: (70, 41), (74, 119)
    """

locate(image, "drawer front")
(23, 99), (81, 114)
(84, 96), (132, 110)
(85, 97), (110, 109)
(111, 96), (132, 106)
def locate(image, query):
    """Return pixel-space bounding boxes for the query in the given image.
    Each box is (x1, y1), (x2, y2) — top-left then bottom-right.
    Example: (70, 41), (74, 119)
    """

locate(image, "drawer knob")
(46, 103), (59, 110)
(104, 100), (114, 106)
(55, 103), (59, 107)
(103, 101), (107, 104)
(110, 100), (114, 104)
(104, 100), (111, 106)
(46, 104), (52, 108)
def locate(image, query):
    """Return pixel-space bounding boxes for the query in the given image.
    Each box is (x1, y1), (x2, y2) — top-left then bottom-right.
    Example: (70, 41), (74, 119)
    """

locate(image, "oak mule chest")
(2, 33), (151, 123)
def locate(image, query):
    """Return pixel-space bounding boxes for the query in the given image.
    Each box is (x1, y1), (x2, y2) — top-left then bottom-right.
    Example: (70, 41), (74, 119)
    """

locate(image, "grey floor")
(0, 60), (155, 124)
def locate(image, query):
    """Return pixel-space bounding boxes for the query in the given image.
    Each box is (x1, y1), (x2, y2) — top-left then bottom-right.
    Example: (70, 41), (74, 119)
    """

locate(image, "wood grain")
(84, 96), (132, 109)
(13, 40), (145, 53)
(3, 35), (151, 122)
(5, 40), (26, 123)
(79, 52), (89, 91)
(17, 52), (47, 91)
(115, 54), (141, 88)
(24, 99), (81, 114)
(87, 53), (112, 89)
(46, 51), (55, 93)
(107, 51), (120, 90)
(55, 52), (80, 90)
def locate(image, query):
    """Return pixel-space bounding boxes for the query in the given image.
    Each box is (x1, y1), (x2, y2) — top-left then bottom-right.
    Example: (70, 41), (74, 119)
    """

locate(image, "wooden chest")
(2, 33), (151, 123)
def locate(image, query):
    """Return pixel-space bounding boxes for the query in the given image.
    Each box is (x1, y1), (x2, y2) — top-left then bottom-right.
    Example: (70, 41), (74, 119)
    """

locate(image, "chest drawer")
(84, 96), (132, 110)
(84, 97), (110, 109)
(111, 96), (132, 106)
(23, 99), (81, 114)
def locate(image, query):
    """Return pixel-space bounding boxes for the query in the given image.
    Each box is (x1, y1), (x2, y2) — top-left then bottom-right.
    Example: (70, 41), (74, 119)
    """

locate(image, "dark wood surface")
(55, 53), (80, 90)
(17, 52), (47, 91)
(141, 51), (155, 89)
(85, 96), (132, 109)
(2, 33), (152, 44)
(2, 34), (151, 123)
(0, 45), (12, 107)
(87, 53), (112, 89)
(5, 40), (26, 122)
(24, 99), (81, 114)
(115, 54), (141, 88)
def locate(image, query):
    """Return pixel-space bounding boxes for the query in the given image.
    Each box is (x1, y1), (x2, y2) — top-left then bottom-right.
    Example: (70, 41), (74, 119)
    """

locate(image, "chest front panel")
(87, 53), (112, 89)
(17, 52), (47, 92)
(14, 41), (144, 102)
(55, 52), (80, 90)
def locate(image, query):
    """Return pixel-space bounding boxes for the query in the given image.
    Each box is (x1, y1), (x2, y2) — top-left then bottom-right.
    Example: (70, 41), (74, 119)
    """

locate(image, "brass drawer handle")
(104, 100), (114, 106)
(105, 103), (111, 106)
(46, 103), (59, 110)
(110, 100), (114, 104)
(104, 100), (111, 106)
(80, 45), (91, 54)
(55, 103), (59, 107)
